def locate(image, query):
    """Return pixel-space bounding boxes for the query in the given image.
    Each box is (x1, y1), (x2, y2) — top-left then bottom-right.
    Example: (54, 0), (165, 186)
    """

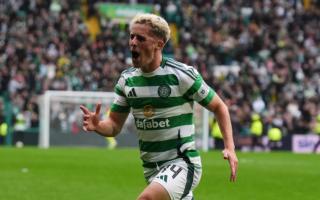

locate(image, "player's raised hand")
(80, 103), (101, 132)
(222, 149), (238, 182)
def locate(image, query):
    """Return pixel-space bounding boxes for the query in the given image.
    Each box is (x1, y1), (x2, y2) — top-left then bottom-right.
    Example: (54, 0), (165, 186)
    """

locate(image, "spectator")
(0, 0), (319, 149)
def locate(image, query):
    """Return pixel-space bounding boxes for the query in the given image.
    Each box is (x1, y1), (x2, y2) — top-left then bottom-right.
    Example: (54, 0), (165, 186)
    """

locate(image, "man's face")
(129, 23), (159, 68)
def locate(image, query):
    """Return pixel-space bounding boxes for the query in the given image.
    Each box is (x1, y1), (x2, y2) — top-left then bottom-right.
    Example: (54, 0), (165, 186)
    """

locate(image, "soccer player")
(80, 13), (238, 200)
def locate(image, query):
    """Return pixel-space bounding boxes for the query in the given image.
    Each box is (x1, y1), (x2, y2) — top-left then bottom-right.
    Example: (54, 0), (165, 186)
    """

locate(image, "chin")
(132, 60), (139, 68)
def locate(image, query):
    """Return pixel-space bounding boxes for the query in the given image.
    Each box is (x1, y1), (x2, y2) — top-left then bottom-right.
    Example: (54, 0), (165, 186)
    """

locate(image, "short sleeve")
(182, 68), (215, 107)
(111, 76), (130, 113)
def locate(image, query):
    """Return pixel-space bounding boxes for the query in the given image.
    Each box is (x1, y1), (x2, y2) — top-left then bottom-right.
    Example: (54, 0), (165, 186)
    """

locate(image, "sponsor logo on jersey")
(128, 88), (137, 97)
(135, 118), (170, 130)
(143, 105), (154, 118)
(158, 85), (171, 98)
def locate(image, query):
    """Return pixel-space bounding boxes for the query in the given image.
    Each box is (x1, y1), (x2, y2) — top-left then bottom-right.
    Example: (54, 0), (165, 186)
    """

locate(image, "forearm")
(205, 94), (238, 181)
(214, 103), (235, 150)
(95, 119), (121, 137)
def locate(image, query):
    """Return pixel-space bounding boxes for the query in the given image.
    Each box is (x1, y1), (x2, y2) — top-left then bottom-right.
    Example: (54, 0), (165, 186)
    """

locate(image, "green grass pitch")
(0, 147), (318, 200)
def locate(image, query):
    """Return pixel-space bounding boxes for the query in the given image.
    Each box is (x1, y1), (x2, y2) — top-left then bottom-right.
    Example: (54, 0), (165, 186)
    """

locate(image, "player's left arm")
(205, 94), (238, 182)
(181, 65), (238, 182)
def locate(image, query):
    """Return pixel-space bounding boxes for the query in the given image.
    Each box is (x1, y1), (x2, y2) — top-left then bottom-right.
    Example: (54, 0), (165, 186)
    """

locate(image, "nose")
(129, 35), (137, 47)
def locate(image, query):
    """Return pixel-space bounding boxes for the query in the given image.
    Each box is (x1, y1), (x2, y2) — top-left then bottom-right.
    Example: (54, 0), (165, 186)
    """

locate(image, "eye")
(130, 34), (146, 42)
(136, 35), (146, 42)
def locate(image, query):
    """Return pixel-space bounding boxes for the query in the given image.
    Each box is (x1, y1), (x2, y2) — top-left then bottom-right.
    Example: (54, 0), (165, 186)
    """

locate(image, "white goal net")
(39, 91), (209, 151)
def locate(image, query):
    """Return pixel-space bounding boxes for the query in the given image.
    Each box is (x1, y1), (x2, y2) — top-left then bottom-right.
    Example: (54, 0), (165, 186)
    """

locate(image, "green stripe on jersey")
(126, 74), (179, 87)
(184, 149), (200, 157)
(135, 113), (193, 130)
(143, 157), (178, 168)
(183, 75), (202, 97)
(127, 97), (191, 109)
(199, 89), (215, 106)
(114, 85), (125, 96)
(139, 135), (194, 152)
(110, 103), (130, 113)
(142, 150), (200, 168)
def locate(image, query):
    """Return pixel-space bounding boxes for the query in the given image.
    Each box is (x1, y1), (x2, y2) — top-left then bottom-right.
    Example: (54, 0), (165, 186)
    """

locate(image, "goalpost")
(39, 91), (115, 148)
(39, 90), (210, 151)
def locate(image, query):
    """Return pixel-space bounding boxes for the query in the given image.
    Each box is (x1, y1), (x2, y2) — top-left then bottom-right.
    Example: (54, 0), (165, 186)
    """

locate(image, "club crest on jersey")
(158, 85), (171, 98)
(143, 105), (155, 118)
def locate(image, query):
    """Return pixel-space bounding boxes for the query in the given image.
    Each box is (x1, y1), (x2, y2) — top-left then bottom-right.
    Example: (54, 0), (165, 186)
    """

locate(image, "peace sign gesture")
(80, 103), (102, 132)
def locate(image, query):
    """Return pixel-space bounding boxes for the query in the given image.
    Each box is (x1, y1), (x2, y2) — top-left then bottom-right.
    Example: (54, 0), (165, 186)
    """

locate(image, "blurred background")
(0, 0), (320, 153)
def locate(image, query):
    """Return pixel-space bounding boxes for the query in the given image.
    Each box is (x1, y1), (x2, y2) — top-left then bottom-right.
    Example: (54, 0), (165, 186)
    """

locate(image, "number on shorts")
(160, 165), (170, 173)
(170, 165), (182, 179)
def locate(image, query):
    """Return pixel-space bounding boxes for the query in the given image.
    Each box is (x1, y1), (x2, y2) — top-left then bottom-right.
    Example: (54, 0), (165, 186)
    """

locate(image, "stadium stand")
(0, 0), (319, 150)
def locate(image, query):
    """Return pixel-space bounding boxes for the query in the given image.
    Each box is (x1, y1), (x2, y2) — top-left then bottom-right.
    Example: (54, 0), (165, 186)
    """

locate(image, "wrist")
(95, 121), (104, 134)
(224, 144), (235, 151)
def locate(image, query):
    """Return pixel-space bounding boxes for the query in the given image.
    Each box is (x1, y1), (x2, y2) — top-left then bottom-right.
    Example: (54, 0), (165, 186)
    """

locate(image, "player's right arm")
(80, 74), (130, 137)
(80, 103), (129, 137)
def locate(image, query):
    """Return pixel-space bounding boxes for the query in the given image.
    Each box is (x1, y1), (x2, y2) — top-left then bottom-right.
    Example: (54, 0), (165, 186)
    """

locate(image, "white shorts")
(146, 159), (202, 200)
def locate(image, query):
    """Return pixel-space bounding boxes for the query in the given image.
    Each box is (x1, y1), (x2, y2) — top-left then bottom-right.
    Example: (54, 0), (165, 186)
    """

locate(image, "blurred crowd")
(1, 0), (320, 146)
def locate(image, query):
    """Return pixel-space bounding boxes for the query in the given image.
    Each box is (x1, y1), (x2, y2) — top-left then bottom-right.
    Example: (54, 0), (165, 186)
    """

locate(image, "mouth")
(131, 51), (140, 59)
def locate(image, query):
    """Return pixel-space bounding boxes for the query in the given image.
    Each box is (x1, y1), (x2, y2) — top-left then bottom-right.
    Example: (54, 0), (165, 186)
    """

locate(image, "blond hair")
(130, 13), (171, 43)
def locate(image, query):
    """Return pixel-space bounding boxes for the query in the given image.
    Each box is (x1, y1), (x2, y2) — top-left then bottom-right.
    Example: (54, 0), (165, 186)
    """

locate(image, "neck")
(140, 53), (162, 73)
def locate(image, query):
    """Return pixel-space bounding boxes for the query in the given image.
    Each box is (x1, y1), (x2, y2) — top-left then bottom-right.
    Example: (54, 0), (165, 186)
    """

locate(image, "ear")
(156, 39), (165, 50)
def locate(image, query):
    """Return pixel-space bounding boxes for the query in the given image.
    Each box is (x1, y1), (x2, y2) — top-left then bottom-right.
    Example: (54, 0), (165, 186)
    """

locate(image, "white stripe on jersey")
(180, 141), (196, 153)
(113, 93), (128, 106)
(124, 85), (181, 98)
(141, 149), (179, 162)
(192, 81), (211, 102)
(138, 125), (195, 142)
(132, 102), (193, 119)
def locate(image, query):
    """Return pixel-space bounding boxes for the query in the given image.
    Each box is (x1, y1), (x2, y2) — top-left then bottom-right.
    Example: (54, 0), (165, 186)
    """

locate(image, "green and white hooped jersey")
(111, 58), (215, 169)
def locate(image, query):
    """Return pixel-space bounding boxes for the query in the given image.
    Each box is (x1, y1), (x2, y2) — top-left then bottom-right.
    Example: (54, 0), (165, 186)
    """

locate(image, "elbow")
(221, 101), (229, 112)
(214, 101), (229, 116)
(110, 123), (122, 137)
(208, 94), (229, 114)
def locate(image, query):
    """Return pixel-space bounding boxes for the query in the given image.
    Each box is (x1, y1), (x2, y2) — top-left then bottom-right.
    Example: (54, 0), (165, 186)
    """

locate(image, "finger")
(82, 126), (88, 131)
(83, 114), (90, 121)
(230, 160), (238, 182)
(230, 167), (236, 182)
(230, 173), (236, 182)
(231, 166), (237, 182)
(229, 170), (235, 182)
(95, 103), (101, 115)
(80, 105), (90, 114)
